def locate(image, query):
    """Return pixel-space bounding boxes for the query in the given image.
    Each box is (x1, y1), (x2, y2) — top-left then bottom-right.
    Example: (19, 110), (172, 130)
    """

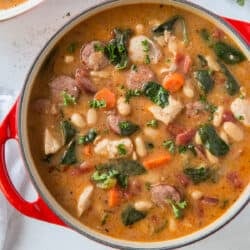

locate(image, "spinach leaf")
(103, 28), (131, 70)
(213, 41), (246, 64)
(200, 28), (214, 46)
(143, 81), (169, 108)
(117, 143), (127, 155)
(152, 15), (188, 45)
(61, 120), (76, 144)
(194, 70), (214, 94)
(61, 140), (77, 165)
(121, 205), (146, 226)
(184, 167), (212, 184)
(92, 159), (146, 189)
(166, 199), (187, 219)
(61, 91), (76, 106)
(78, 129), (97, 145)
(146, 119), (158, 128)
(219, 62), (240, 96)
(119, 121), (140, 136)
(198, 124), (229, 156)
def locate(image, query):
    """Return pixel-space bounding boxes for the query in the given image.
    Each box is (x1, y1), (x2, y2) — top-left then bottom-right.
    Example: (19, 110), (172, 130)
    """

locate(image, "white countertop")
(0, 0), (249, 250)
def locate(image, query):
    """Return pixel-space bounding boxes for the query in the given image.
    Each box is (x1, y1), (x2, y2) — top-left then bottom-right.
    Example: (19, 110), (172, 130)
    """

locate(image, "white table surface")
(0, 0), (249, 250)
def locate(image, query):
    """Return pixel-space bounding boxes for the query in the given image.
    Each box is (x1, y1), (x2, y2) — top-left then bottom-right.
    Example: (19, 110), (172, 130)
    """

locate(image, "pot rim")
(18, 0), (250, 249)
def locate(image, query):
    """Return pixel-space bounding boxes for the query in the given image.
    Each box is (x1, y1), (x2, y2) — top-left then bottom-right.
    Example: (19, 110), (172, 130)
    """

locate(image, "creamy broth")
(27, 4), (250, 242)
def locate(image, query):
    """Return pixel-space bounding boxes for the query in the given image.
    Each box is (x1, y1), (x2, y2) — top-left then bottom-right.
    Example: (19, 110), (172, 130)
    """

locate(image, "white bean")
(134, 201), (152, 212)
(183, 80), (194, 98)
(223, 122), (244, 142)
(195, 132), (202, 145)
(135, 24), (144, 34)
(143, 127), (159, 140)
(135, 136), (147, 157)
(90, 70), (110, 78)
(205, 55), (220, 71)
(205, 149), (219, 164)
(86, 108), (97, 125)
(219, 130), (229, 144)
(213, 106), (224, 127)
(117, 97), (131, 116)
(191, 190), (203, 200)
(169, 218), (177, 232)
(71, 113), (86, 128)
(64, 55), (74, 64)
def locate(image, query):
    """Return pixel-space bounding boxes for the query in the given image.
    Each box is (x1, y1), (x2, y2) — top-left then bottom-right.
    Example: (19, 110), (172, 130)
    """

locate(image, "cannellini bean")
(64, 55), (74, 63)
(135, 136), (147, 157)
(205, 149), (219, 164)
(90, 70), (110, 78)
(86, 108), (97, 125)
(71, 113), (86, 128)
(223, 122), (244, 142)
(195, 132), (202, 145)
(205, 55), (220, 71)
(169, 217), (177, 232)
(77, 185), (94, 217)
(183, 80), (194, 98)
(135, 24), (144, 34)
(219, 130), (229, 144)
(143, 127), (159, 140)
(213, 106), (224, 127)
(231, 98), (250, 126)
(134, 201), (152, 211)
(191, 190), (203, 200)
(132, 151), (138, 160)
(117, 97), (131, 116)
(44, 128), (63, 155)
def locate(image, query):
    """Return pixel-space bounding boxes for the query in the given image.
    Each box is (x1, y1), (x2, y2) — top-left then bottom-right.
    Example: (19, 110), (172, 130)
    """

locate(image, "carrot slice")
(108, 187), (121, 208)
(163, 72), (185, 93)
(94, 88), (116, 109)
(143, 153), (171, 169)
(83, 145), (92, 156)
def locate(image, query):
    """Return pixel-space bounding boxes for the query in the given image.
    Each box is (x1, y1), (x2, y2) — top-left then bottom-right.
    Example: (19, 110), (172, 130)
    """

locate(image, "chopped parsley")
(145, 54), (151, 64)
(94, 43), (104, 52)
(89, 99), (106, 109)
(163, 139), (175, 154)
(125, 89), (142, 102)
(141, 39), (151, 64)
(237, 115), (244, 121)
(146, 119), (158, 128)
(117, 144), (127, 155)
(166, 199), (187, 219)
(78, 129), (98, 145)
(61, 91), (76, 106)
(131, 64), (137, 71)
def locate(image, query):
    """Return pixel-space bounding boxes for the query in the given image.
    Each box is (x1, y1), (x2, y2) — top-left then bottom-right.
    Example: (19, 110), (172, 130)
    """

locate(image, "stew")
(27, 3), (250, 242)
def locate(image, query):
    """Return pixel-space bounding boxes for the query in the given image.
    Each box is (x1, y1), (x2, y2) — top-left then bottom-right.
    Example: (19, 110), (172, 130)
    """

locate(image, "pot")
(0, 0), (249, 249)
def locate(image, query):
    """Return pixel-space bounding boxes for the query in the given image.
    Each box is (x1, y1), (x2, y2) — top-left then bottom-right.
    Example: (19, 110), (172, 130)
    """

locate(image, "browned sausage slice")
(75, 67), (97, 94)
(151, 184), (181, 207)
(126, 65), (155, 90)
(106, 113), (122, 135)
(49, 76), (79, 103)
(175, 128), (196, 145)
(80, 41), (109, 71)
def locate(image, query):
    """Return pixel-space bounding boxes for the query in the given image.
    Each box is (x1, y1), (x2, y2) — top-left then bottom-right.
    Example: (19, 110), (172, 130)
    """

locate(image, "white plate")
(0, 0), (44, 21)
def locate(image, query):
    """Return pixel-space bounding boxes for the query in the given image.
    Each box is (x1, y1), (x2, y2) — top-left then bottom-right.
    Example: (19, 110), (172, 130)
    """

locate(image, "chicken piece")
(129, 35), (162, 64)
(148, 96), (183, 125)
(94, 138), (133, 159)
(231, 98), (250, 126)
(77, 185), (94, 217)
(44, 128), (63, 155)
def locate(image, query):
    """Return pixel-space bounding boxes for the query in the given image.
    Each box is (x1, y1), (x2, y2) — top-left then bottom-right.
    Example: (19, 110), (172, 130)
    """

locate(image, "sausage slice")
(126, 65), (155, 90)
(80, 41), (109, 71)
(49, 76), (79, 103)
(151, 184), (181, 207)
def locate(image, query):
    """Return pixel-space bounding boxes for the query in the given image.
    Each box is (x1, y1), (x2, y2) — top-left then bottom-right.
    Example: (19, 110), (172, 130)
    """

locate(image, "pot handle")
(0, 100), (65, 226)
(222, 17), (250, 45)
